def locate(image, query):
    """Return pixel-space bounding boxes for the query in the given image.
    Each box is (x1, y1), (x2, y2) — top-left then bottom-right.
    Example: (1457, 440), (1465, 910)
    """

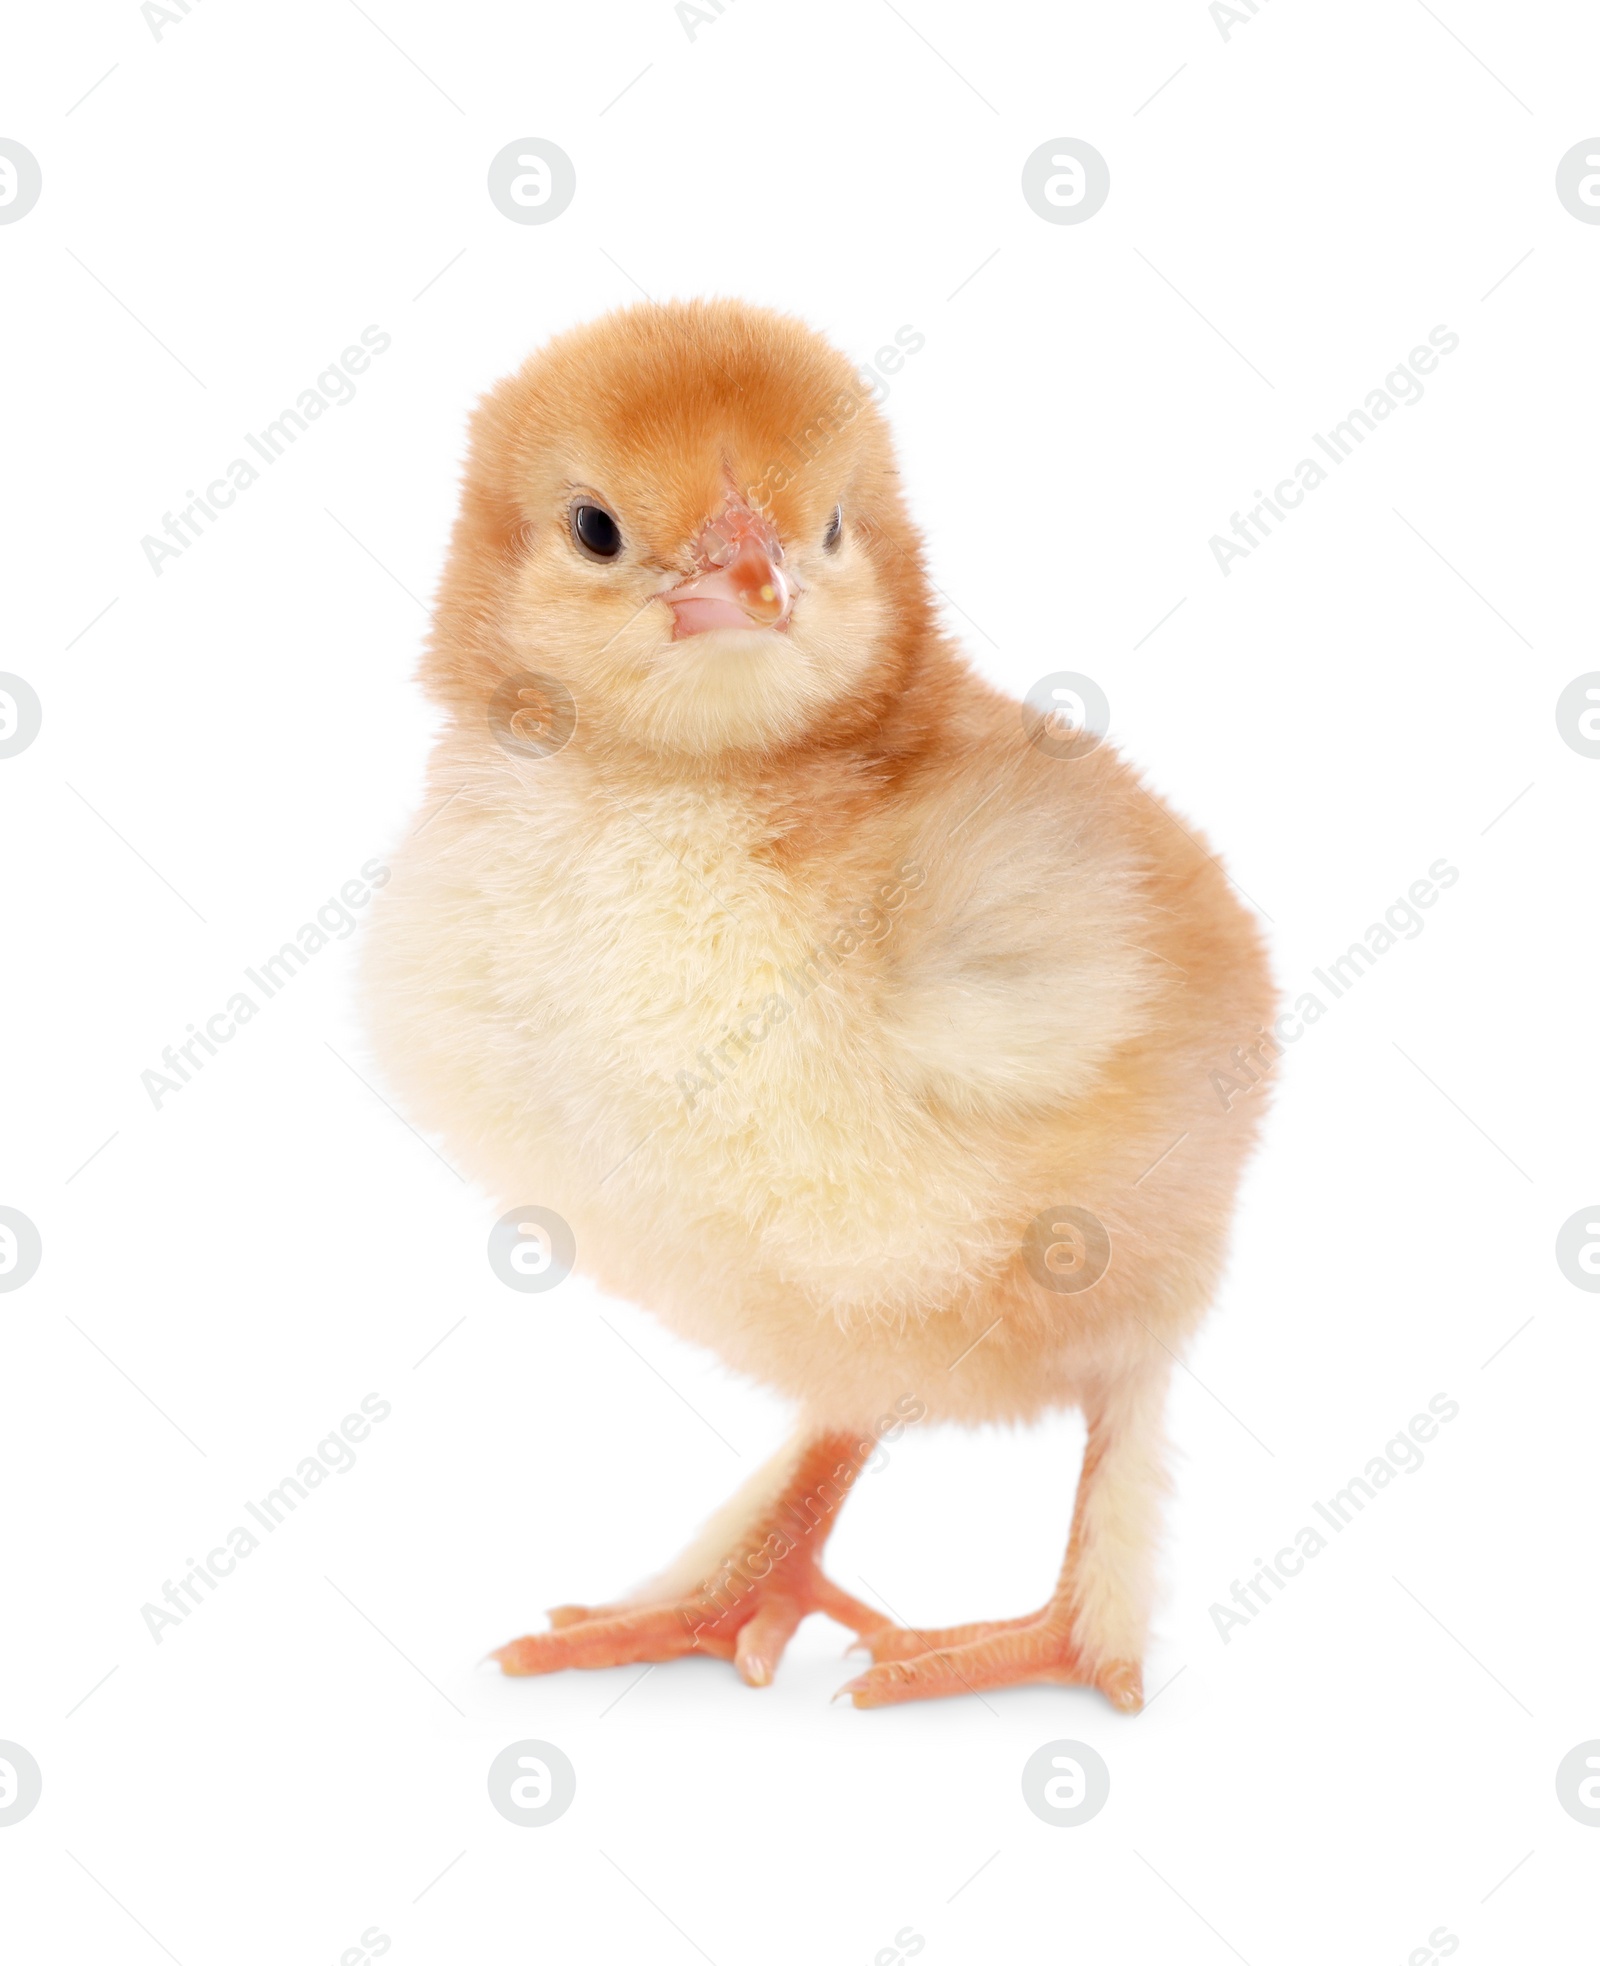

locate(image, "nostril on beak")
(701, 524), (737, 568)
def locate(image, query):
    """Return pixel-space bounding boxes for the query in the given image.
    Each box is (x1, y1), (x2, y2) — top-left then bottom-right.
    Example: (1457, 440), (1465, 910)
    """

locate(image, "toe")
(858, 1629), (944, 1664)
(1094, 1659), (1144, 1712)
(545, 1603), (600, 1629)
(843, 1649), (990, 1708)
(863, 1615), (1037, 1663)
(733, 1597), (804, 1687)
(840, 1623), (1124, 1709)
(493, 1606), (698, 1675)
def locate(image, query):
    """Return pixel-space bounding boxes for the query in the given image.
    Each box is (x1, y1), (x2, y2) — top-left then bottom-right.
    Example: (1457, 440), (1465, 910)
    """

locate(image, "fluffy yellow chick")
(363, 299), (1274, 1711)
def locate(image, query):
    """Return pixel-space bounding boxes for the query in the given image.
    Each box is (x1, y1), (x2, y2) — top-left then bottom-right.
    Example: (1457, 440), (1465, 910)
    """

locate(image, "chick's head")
(428, 299), (935, 761)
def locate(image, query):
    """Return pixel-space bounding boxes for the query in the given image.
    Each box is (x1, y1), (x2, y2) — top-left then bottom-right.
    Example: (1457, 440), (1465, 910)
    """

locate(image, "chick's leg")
(493, 1428), (891, 1686)
(846, 1367), (1170, 1713)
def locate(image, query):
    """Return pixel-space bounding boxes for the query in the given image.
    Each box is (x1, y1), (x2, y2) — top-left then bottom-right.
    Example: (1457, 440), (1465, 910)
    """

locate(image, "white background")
(3, 1), (1597, 1960)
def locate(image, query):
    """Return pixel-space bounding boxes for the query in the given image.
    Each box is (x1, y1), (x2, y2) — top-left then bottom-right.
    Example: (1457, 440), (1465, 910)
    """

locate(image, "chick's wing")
(879, 741), (1163, 1118)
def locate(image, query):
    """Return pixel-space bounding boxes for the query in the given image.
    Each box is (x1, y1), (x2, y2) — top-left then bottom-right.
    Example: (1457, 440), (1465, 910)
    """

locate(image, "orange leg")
(842, 1369), (1170, 1714)
(494, 1429), (892, 1687)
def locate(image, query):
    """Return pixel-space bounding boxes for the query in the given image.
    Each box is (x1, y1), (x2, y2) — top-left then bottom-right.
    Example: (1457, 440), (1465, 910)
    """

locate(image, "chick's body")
(365, 300), (1274, 1708)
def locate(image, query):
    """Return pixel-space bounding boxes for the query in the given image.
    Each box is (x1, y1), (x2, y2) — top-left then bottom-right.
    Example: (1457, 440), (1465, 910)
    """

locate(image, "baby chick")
(363, 300), (1274, 1710)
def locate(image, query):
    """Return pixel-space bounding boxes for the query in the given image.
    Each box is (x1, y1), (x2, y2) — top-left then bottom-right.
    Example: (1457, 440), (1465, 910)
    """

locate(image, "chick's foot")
(492, 1430), (892, 1687)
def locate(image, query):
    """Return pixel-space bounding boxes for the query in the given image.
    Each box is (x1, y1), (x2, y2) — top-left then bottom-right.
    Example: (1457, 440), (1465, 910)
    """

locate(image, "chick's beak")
(662, 508), (794, 639)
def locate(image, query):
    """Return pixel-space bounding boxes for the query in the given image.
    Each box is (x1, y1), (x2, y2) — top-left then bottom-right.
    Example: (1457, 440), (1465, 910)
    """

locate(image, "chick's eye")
(823, 504), (843, 552)
(571, 503), (622, 560)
